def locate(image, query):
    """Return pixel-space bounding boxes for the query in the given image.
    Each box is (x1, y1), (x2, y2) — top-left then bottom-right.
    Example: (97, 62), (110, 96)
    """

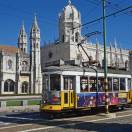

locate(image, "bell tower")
(18, 22), (28, 53)
(59, 0), (81, 43)
(30, 16), (42, 94)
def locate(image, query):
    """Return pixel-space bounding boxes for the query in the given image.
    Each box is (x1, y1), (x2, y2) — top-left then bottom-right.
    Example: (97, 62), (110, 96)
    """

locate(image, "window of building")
(62, 35), (65, 42)
(50, 74), (60, 91)
(21, 81), (28, 93)
(80, 76), (88, 92)
(23, 48), (26, 53)
(4, 79), (15, 92)
(125, 60), (129, 69)
(22, 61), (28, 71)
(75, 32), (79, 43)
(8, 59), (13, 70)
(69, 13), (73, 18)
(48, 52), (53, 59)
(113, 78), (119, 91)
(120, 78), (126, 91)
(64, 76), (74, 90)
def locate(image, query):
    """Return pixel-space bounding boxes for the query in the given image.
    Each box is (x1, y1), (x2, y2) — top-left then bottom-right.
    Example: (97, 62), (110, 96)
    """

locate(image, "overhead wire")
(73, 5), (132, 30)
(105, 0), (132, 16)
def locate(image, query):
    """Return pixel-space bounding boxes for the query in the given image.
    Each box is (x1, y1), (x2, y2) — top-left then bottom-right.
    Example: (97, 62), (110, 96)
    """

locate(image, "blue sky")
(0, 0), (131, 49)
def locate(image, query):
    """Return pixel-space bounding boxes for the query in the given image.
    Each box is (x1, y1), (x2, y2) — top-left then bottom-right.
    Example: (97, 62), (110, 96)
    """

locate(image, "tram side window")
(108, 78), (112, 91)
(80, 76), (88, 92)
(50, 75), (60, 91)
(128, 78), (132, 90)
(64, 76), (74, 90)
(98, 77), (104, 92)
(120, 78), (126, 91)
(113, 78), (119, 91)
(64, 77), (68, 90)
(43, 75), (49, 90)
(89, 77), (96, 92)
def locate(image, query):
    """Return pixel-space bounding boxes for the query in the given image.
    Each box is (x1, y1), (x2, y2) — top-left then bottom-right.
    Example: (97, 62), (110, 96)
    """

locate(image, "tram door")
(62, 76), (75, 108)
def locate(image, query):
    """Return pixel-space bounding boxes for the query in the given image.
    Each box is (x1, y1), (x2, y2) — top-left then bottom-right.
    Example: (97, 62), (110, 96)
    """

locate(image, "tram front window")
(128, 78), (131, 90)
(120, 78), (126, 91)
(43, 75), (49, 90)
(50, 74), (60, 91)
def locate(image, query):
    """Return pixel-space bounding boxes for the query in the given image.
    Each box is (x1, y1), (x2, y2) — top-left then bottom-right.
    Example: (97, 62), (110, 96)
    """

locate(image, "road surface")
(0, 108), (132, 132)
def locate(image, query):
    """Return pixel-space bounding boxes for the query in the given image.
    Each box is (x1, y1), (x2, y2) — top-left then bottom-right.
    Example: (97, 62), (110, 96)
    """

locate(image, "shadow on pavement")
(0, 109), (131, 132)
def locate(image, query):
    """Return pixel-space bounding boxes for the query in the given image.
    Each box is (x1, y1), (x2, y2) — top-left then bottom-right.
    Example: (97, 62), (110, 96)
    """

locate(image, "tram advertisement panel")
(77, 92), (127, 108)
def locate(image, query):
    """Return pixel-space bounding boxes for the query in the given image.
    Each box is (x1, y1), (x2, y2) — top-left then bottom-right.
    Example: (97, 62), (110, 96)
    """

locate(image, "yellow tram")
(40, 65), (132, 113)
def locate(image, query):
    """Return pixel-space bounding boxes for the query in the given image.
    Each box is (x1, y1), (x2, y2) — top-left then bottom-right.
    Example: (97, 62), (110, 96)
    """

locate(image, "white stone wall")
(1, 53), (16, 94)
(41, 42), (70, 67)
(41, 41), (129, 69)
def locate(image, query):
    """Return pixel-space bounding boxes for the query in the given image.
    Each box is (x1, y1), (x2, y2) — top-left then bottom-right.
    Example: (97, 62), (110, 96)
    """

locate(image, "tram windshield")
(50, 74), (60, 91)
(128, 78), (132, 90)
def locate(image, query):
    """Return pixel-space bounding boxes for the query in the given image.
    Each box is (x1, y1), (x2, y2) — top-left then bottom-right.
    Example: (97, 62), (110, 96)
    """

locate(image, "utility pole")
(102, 0), (109, 114)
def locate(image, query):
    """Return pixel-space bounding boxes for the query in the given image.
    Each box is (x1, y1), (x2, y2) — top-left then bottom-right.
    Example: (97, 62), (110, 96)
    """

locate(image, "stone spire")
(18, 22), (28, 53)
(120, 48), (124, 67)
(114, 40), (118, 67)
(68, 0), (71, 5)
(30, 15), (42, 94)
(31, 15), (40, 33)
(30, 15), (40, 41)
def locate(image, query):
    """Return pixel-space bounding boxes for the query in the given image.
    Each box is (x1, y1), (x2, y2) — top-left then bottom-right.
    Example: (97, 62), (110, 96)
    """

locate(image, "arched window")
(21, 81), (28, 93)
(22, 61), (28, 71)
(4, 79), (15, 92)
(8, 59), (13, 69)
(125, 60), (129, 69)
(75, 32), (79, 42)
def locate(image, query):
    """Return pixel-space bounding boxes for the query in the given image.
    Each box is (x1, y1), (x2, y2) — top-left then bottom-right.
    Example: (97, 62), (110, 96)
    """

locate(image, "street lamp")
(102, 0), (109, 114)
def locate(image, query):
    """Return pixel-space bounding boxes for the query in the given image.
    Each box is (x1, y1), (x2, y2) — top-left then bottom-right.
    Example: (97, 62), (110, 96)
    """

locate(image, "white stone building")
(0, 0), (131, 95)
(0, 17), (42, 95)
(41, 1), (130, 71)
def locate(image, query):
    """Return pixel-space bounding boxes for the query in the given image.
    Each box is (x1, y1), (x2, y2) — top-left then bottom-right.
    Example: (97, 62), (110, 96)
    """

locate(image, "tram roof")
(42, 65), (131, 75)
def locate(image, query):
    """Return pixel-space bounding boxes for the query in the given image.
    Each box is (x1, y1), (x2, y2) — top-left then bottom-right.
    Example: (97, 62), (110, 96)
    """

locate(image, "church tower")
(59, 0), (81, 43)
(18, 22), (28, 53)
(30, 16), (42, 94)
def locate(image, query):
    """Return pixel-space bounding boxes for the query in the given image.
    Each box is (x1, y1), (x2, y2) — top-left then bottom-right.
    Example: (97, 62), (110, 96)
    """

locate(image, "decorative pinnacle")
(20, 21), (26, 34)
(34, 13), (38, 25)
(68, 0), (71, 5)
(22, 21), (25, 30)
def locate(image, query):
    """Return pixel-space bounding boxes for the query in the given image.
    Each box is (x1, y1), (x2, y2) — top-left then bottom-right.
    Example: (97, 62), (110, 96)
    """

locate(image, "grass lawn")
(28, 100), (40, 105)
(6, 100), (22, 106)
